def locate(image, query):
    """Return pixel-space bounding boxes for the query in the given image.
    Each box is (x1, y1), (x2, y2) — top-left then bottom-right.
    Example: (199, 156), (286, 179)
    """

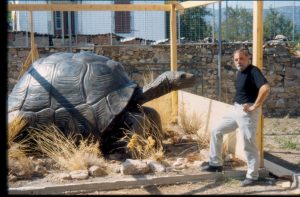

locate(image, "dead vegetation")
(178, 103), (210, 150)
(7, 116), (27, 147)
(119, 107), (165, 161)
(8, 117), (35, 179)
(29, 124), (104, 171)
(142, 66), (154, 86)
(7, 118), (106, 180)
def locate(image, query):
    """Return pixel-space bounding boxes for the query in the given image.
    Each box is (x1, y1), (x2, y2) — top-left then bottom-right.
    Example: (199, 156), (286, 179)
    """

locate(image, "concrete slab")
(9, 170), (246, 195)
(264, 159), (294, 178)
(292, 173), (300, 189)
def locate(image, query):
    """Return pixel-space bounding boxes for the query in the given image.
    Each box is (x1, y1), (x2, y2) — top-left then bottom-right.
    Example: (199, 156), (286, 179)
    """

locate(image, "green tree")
(221, 6), (253, 42)
(179, 6), (212, 41)
(264, 7), (293, 41)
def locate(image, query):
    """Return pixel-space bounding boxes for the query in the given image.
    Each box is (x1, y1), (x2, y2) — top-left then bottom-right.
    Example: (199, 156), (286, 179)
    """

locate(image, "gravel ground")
(78, 117), (300, 195)
(84, 179), (299, 195)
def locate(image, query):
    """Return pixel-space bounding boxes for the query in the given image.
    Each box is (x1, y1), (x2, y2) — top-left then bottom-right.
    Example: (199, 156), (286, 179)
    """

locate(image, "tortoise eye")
(180, 74), (186, 79)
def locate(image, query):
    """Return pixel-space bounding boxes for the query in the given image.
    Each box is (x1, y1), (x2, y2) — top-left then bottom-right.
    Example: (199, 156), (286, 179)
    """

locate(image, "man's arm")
(244, 83), (270, 112)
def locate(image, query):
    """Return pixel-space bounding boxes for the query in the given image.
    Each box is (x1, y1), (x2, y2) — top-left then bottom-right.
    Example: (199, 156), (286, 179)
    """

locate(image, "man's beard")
(236, 64), (248, 71)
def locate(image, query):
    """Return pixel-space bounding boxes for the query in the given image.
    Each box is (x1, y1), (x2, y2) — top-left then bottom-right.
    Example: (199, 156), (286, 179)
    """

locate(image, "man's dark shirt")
(234, 64), (268, 104)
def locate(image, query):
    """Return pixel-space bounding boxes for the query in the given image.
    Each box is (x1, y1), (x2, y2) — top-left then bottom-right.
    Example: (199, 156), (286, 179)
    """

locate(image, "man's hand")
(243, 84), (270, 113)
(242, 104), (257, 113)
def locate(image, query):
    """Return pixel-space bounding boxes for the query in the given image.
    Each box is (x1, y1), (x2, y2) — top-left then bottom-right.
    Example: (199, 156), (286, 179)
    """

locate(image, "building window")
(54, 11), (62, 30)
(114, 0), (131, 34)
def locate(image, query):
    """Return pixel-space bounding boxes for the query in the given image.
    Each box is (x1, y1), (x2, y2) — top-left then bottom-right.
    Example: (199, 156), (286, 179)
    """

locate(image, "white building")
(11, 0), (167, 41)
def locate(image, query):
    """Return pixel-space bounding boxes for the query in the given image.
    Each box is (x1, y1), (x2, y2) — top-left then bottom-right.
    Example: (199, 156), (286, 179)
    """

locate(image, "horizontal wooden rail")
(8, 4), (175, 12)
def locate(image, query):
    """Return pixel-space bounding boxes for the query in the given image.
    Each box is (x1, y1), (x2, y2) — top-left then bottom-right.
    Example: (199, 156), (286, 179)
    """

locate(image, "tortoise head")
(161, 71), (196, 90)
(138, 71), (196, 105)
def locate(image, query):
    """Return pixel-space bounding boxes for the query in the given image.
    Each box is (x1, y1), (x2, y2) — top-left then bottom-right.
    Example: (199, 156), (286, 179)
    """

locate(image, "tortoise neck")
(137, 75), (171, 105)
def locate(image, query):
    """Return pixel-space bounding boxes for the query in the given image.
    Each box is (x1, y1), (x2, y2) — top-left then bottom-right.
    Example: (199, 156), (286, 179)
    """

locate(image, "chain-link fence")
(7, 0), (300, 47)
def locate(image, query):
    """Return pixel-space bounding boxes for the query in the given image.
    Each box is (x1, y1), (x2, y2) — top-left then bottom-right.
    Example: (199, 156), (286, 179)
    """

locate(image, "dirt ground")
(84, 179), (299, 195)
(8, 117), (300, 195)
(81, 117), (300, 195)
(263, 117), (300, 173)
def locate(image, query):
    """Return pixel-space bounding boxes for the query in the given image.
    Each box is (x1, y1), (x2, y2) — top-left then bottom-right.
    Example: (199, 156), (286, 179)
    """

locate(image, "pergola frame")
(8, 1), (264, 167)
(8, 0), (219, 122)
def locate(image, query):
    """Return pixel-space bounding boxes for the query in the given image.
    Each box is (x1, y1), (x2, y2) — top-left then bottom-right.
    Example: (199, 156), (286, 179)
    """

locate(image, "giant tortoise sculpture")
(8, 51), (196, 153)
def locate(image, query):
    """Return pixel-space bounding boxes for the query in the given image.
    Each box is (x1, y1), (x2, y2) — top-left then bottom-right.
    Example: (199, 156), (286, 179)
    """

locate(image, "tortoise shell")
(8, 52), (137, 136)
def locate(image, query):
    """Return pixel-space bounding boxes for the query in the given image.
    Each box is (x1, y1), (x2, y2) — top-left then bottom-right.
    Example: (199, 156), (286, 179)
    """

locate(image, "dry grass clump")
(29, 124), (104, 171)
(7, 116), (35, 178)
(8, 141), (35, 179)
(178, 105), (210, 153)
(195, 129), (210, 150)
(142, 66), (154, 86)
(120, 109), (165, 161)
(179, 108), (201, 135)
(7, 116), (27, 147)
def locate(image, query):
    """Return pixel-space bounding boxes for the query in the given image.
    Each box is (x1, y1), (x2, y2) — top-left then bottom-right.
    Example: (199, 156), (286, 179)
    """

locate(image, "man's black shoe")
(200, 165), (223, 172)
(240, 178), (258, 187)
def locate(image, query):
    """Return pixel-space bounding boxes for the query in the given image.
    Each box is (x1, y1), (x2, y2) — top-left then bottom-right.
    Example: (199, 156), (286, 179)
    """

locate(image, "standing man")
(201, 48), (270, 187)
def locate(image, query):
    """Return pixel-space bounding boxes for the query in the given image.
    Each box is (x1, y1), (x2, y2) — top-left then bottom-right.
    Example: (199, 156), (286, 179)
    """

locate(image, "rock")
(120, 159), (151, 175)
(274, 35), (288, 41)
(281, 181), (291, 188)
(146, 160), (166, 172)
(275, 99), (285, 108)
(70, 170), (89, 180)
(172, 158), (187, 170)
(56, 172), (72, 180)
(88, 165), (107, 177)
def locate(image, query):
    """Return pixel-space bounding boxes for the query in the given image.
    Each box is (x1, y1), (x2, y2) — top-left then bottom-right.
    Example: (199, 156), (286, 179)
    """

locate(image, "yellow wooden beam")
(170, 4), (178, 123)
(252, 1), (264, 168)
(8, 4), (172, 11)
(29, 11), (34, 54)
(18, 11), (39, 79)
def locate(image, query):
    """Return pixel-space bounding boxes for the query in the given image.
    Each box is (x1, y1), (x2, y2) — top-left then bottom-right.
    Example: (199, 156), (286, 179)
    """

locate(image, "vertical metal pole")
(61, 11), (64, 45)
(68, 11), (72, 51)
(144, 11), (147, 45)
(178, 12), (181, 44)
(26, 11), (29, 48)
(218, 2), (222, 99)
(293, 0), (295, 42)
(110, 17), (113, 45)
(212, 4), (215, 43)
(225, 0), (228, 41)
(26, 29), (29, 48)
(170, 4), (178, 123)
(51, 10), (54, 41)
(29, 11), (34, 62)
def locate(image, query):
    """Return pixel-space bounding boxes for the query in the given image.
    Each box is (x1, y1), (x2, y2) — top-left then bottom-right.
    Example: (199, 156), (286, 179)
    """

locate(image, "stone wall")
(7, 43), (300, 117)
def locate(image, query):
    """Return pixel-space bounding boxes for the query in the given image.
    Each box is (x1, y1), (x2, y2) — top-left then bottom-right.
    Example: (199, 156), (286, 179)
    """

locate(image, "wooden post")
(18, 11), (39, 79)
(170, 3), (178, 123)
(252, 1), (264, 168)
(29, 11), (34, 63)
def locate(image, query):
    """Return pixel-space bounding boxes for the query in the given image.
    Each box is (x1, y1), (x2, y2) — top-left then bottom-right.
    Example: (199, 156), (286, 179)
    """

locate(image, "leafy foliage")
(220, 7), (253, 42)
(180, 7), (212, 41)
(264, 7), (293, 41)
